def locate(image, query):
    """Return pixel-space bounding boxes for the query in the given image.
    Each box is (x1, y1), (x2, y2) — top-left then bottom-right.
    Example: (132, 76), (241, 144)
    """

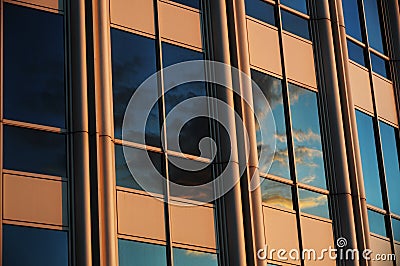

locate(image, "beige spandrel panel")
(247, 19), (282, 76)
(369, 235), (393, 266)
(110, 0), (155, 35)
(395, 244), (400, 265)
(12, 0), (63, 11)
(282, 33), (317, 88)
(158, 1), (202, 49)
(117, 191), (166, 241)
(263, 207), (300, 265)
(3, 174), (68, 226)
(348, 62), (374, 114)
(170, 204), (216, 249)
(373, 75), (398, 126)
(301, 216), (335, 266)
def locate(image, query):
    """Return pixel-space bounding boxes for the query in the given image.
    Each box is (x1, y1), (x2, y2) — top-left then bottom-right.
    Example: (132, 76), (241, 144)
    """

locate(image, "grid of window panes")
(2, 3), (69, 266)
(111, 0), (218, 265)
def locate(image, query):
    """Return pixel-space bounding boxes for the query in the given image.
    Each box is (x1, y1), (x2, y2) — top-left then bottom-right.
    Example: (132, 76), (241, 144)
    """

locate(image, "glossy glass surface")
(245, 0), (275, 25)
(355, 111), (383, 208)
(173, 248), (218, 266)
(288, 85), (326, 189)
(379, 122), (400, 215)
(364, 0), (385, 54)
(172, 0), (200, 9)
(251, 70), (290, 179)
(3, 225), (68, 266)
(342, 0), (363, 41)
(261, 179), (293, 210)
(370, 53), (389, 79)
(4, 4), (65, 128)
(281, 10), (310, 40)
(347, 40), (366, 66)
(281, 0), (307, 14)
(111, 29), (160, 147)
(298, 189), (330, 219)
(3, 126), (66, 177)
(118, 239), (167, 266)
(367, 210), (387, 237)
(392, 219), (400, 242)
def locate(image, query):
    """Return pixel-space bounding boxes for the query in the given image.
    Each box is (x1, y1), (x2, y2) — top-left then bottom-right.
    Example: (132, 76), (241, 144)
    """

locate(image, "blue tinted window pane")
(173, 248), (218, 266)
(4, 4), (65, 128)
(281, 10), (310, 40)
(370, 53), (389, 79)
(3, 126), (66, 177)
(355, 111), (383, 208)
(392, 219), (400, 242)
(288, 85), (326, 189)
(342, 0), (363, 41)
(364, 0), (385, 53)
(379, 122), (400, 215)
(261, 179), (293, 210)
(245, 0), (275, 25)
(118, 239), (167, 266)
(251, 70), (289, 179)
(367, 210), (386, 236)
(347, 40), (366, 66)
(298, 189), (330, 219)
(3, 225), (68, 266)
(280, 0), (307, 14)
(111, 29), (160, 147)
(172, 0), (200, 9)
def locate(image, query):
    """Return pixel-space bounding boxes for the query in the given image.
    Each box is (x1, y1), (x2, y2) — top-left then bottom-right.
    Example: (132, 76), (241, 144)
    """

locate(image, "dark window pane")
(370, 53), (389, 79)
(118, 239), (167, 266)
(288, 85), (326, 189)
(115, 145), (164, 195)
(4, 4), (65, 128)
(4, 126), (66, 177)
(379, 122), (400, 215)
(364, 0), (385, 53)
(347, 40), (366, 66)
(251, 70), (290, 179)
(342, 0), (363, 41)
(367, 210), (387, 236)
(172, 0), (200, 9)
(280, 0), (307, 14)
(111, 29), (160, 147)
(355, 111), (383, 208)
(245, 0), (275, 25)
(281, 10), (310, 40)
(298, 189), (330, 219)
(173, 248), (218, 266)
(261, 179), (293, 210)
(3, 225), (68, 266)
(392, 219), (400, 242)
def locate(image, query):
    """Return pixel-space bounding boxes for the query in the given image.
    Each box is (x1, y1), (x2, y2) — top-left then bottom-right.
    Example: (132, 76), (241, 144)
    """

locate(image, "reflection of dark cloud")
(261, 179), (293, 209)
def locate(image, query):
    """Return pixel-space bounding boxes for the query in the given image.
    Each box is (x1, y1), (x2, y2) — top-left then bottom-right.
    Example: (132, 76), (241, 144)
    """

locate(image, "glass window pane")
(392, 219), (400, 242)
(342, 0), (363, 41)
(367, 210), (387, 237)
(370, 53), (389, 79)
(3, 225), (68, 266)
(4, 4), (65, 128)
(251, 70), (290, 179)
(173, 248), (218, 266)
(280, 0), (307, 14)
(111, 29), (160, 147)
(261, 179), (293, 210)
(172, 0), (200, 9)
(281, 10), (310, 40)
(347, 40), (366, 66)
(379, 122), (400, 215)
(3, 125), (66, 177)
(245, 0), (275, 25)
(288, 85), (326, 189)
(355, 111), (383, 208)
(364, 0), (385, 53)
(118, 239), (167, 266)
(298, 189), (330, 219)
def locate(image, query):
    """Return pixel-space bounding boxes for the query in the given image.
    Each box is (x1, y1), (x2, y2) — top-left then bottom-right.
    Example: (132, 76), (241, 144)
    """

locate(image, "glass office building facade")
(1, 0), (400, 265)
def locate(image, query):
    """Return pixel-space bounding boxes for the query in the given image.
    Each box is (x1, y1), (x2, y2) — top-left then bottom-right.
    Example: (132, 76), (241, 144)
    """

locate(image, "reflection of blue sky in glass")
(173, 248), (218, 266)
(367, 210), (386, 237)
(379, 122), (400, 215)
(392, 219), (400, 242)
(245, 0), (275, 25)
(118, 239), (167, 266)
(298, 189), (329, 219)
(251, 70), (290, 179)
(261, 179), (293, 210)
(288, 85), (326, 189)
(364, 0), (384, 53)
(280, 0), (307, 14)
(355, 111), (383, 208)
(341, 0), (363, 41)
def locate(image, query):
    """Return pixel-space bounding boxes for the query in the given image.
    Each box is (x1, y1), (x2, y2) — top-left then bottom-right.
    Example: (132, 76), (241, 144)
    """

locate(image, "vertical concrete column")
(69, 0), (93, 265)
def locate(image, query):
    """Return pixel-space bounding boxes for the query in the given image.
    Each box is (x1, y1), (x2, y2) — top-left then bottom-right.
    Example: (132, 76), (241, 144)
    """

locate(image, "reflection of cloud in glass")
(298, 189), (329, 218)
(261, 179), (293, 210)
(174, 248), (218, 266)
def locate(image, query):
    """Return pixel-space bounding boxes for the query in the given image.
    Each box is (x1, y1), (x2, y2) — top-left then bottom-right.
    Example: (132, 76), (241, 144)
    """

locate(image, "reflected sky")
(364, 0), (385, 54)
(172, 0), (200, 9)
(260, 178), (293, 210)
(367, 209), (387, 237)
(281, 10), (310, 40)
(173, 248), (218, 266)
(288, 84), (326, 189)
(347, 40), (366, 66)
(4, 4), (65, 128)
(370, 53), (389, 79)
(392, 219), (400, 242)
(280, 0), (307, 14)
(118, 239), (167, 266)
(342, 0), (363, 41)
(298, 189), (330, 219)
(245, 0), (275, 25)
(355, 111), (383, 208)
